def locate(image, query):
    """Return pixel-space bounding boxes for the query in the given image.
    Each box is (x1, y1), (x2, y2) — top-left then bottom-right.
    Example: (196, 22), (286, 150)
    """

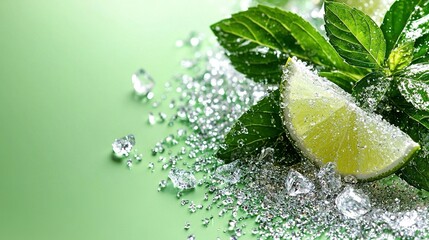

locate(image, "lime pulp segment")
(281, 58), (420, 180)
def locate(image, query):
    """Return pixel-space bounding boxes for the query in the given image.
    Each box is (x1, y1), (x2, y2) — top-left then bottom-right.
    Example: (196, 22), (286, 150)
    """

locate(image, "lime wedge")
(281, 58), (420, 180)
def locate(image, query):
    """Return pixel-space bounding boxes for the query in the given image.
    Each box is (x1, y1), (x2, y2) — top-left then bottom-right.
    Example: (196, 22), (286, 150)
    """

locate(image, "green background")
(0, 1), (240, 239)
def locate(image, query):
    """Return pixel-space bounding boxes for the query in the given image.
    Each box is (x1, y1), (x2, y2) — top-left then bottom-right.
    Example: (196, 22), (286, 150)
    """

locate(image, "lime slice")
(281, 58), (420, 180)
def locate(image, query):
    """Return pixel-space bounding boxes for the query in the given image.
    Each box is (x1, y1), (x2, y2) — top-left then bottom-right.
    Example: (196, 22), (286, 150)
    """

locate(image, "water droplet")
(343, 175), (358, 184)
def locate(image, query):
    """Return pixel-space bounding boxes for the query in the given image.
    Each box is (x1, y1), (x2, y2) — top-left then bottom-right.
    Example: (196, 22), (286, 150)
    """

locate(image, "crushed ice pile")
(132, 33), (429, 239)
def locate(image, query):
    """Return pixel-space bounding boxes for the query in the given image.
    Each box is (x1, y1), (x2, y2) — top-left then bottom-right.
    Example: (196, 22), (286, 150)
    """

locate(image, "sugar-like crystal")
(132, 68), (154, 97)
(285, 170), (314, 196)
(112, 134), (135, 157)
(335, 186), (371, 219)
(168, 169), (197, 190)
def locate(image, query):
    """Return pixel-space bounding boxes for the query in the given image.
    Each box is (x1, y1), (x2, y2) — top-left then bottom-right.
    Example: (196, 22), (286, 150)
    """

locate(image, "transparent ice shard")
(285, 170), (314, 196)
(317, 162), (342, 195)
(168, 169), (197, 190)
(335, 186), (371, 219)
(132, 68), (155, 97)
(112, 134), (135, 157)
(213, 160), (241, 184)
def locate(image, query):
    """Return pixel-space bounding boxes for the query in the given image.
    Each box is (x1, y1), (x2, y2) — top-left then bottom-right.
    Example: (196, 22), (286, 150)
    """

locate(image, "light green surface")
(0, 1), (239, 239)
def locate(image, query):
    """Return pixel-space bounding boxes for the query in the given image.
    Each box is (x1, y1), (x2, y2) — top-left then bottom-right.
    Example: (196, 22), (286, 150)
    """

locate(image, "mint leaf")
(319, 71), (356, 93)
(396, 63), (429, 111)
(387, 111), (429, 190)
(397, 78), (429, 111)
(414, 33), (429, 63)
(380, 0), (421, 58)
(257, 6), (351, 71)
(401, 0), (429, 42)
(391, 92), (429, 130)
(211, 5), (357, 83)
(210, 6), (297, 83)
(352, 72), (391, 111)
(400, 63), (429, 81)
(387, 41), (414, 73)
(216, 89), (300, 165)
(324, 1), (386, 69)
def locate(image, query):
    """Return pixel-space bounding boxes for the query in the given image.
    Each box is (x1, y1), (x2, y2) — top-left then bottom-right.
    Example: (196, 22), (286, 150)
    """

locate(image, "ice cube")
(132, 68), (154, 97)
(112, 134), (135, 157)
(285, 170), (314, 196)
(335, 186), (371, 219)
(317, 162), (342, 194)
(168, 169), (197, 190)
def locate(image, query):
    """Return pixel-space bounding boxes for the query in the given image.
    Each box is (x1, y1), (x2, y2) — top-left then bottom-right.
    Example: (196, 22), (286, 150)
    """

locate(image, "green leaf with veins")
(396, 63), (429, 111)
(216, 89), (300, 165)
(400, 63), (429, 81)
(414, 33), (429, 63)
(397, 79), (429, 111)
(319, 71), (356, 93)
(211, 5), (359, 84)
(324, 1), (386, 69)
(388, 41), (414, 73)
(352, 72), (391, 111)
(400, 0), (429, 42)
(386, 109), (429, 190)
(390, 91), (429, 130)
(380, 0), (421, 58)
(210, 6), (298, 83)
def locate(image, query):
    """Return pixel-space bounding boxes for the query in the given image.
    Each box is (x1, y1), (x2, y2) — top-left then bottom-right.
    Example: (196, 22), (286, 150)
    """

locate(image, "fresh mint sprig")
(211, 0), (429, 191)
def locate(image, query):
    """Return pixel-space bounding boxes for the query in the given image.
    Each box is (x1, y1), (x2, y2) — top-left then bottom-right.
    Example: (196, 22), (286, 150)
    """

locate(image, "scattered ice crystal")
(131, 68), (155, 97)
(187, 234), (195, 240)
(148, 162), (154, 169)
(112, 134), (135, 157)
(202, 216), (212, 227)
(168, 169), (197, 190)
(285, 170), (314, 196)
(134, 153), (142, 162)
(317, 162), (342, 195)
(158, 180), (167, 189)
(335, 186), (371, 219)
(159, 112), (167, 122)
(213, 161), (241, 184)
(126, 159), (132, 169)
(184, 222), (191, 230)
(148, 112), (156, 125)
